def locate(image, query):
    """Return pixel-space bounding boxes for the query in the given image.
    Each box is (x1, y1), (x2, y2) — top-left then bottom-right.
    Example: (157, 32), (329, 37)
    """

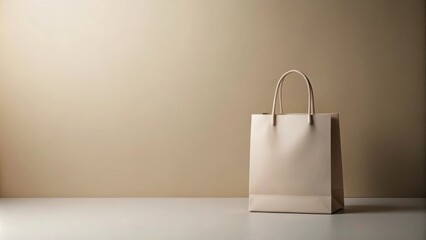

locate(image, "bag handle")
(271, 70), (316, 125)
(276, 72), (316, 116)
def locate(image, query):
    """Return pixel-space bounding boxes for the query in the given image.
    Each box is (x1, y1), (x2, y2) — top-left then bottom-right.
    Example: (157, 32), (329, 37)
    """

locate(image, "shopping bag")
(249, 70), (344, 214)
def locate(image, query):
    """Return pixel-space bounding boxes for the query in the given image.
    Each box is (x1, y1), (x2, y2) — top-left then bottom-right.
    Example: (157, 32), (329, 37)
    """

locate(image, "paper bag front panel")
(249, 114), (332, 213)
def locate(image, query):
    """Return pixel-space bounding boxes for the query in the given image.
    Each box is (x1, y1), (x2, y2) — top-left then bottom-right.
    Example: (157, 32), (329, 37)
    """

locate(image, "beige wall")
(0, 0), (424, 197)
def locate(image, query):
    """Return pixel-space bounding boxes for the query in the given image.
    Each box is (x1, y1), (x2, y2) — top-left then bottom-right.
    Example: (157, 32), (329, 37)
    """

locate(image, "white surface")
(0, 198), (424, 240)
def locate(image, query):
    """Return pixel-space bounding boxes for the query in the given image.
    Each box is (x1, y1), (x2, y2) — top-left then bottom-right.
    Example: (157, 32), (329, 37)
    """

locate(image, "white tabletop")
(0, 198), (424, 240)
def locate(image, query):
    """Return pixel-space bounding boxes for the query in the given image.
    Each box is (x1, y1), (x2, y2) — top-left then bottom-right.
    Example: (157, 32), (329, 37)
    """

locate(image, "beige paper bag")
(249, 70), (344, 214)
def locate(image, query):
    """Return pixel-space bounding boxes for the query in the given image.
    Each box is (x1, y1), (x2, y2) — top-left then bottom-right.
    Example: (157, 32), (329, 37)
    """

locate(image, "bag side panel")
(331, 114), (344, 213)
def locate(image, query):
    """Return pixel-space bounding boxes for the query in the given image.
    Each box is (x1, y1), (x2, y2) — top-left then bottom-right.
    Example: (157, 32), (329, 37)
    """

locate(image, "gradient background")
(0, 0), (424, 197)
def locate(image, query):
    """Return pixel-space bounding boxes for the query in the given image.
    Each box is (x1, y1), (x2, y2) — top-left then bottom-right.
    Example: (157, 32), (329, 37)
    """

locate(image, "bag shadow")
(335, 203), (426, 214)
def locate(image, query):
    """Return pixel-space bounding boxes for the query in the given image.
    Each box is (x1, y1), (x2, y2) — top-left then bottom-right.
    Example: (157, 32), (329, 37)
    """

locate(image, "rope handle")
(271, 70), (316, 125)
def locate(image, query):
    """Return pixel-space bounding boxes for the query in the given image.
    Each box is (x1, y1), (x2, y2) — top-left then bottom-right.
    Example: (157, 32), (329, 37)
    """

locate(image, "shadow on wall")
(341, 95), (426, 197)
(0, 158), (2, 197)
(362, 131), (425, 197)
